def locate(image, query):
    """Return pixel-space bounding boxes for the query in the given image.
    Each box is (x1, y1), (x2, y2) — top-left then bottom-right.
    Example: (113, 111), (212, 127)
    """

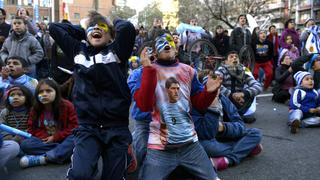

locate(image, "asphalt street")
(1, 94), (320, 180)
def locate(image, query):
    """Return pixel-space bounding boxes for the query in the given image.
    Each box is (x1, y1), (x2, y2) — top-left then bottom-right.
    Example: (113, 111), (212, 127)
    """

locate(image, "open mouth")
(92, 32), (102, 39)
(164, 45), (171, 50)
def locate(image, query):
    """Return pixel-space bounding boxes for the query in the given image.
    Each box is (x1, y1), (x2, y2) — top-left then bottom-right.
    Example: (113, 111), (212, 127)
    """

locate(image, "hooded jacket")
(49, 19), (135, 127)
(0, 31), (44, 69)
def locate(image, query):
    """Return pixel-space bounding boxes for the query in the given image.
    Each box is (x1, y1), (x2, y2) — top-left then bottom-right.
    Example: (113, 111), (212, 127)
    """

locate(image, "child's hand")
(218, 121), (224, 132)
(1, 66), (10, 79)
(206, 71), (222, 93)
(42, 136), (54, 144)
(140, 47), (152, 67)
(309, 108), (317, 114)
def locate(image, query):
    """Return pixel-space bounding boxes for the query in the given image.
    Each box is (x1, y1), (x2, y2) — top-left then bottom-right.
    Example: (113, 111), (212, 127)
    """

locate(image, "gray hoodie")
(0, 31), (44, 73)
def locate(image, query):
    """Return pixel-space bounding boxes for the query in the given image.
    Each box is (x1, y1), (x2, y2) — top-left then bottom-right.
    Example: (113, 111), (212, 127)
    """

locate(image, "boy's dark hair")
(32, 79), (63, 130)
(12, 16), (26, 24)
(5, 85), (33, 111)
(269, 25), (276, 31)
(61, 19), (71, 24)
(165, 77), (180, 89)
(226, 50), (238, 58)
(279, 53), (289, 63)
(0, 8), (6, 17)
(284, 19), (294, 29)
(87, 11), (114, 38)
(6, 56), (28, 67)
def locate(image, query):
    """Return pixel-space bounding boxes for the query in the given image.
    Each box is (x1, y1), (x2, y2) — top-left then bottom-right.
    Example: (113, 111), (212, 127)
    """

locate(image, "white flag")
(305, 25), (320, 53)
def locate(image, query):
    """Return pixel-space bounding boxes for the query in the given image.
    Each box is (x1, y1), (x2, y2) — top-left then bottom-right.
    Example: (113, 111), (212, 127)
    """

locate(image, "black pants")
(272, 90), (290, 103)
(67, 125), (132, 180)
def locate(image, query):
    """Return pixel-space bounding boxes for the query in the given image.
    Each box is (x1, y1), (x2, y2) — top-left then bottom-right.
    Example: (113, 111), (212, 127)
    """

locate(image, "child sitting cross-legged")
(19, 79), (78, 168)
(0, 85), (33, 144)
(289, 71), (320, 134)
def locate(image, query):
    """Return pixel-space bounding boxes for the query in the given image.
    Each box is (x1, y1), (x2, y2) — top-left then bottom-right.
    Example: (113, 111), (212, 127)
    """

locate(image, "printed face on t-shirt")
(167, 83), (180, 103)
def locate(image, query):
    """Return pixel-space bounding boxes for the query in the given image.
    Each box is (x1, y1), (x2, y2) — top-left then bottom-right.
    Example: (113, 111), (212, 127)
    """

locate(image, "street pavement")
(1, 94), (320, 180)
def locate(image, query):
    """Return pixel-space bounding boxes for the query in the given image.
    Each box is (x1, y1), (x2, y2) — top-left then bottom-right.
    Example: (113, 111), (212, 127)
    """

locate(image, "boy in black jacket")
(49, 11), (135, 179)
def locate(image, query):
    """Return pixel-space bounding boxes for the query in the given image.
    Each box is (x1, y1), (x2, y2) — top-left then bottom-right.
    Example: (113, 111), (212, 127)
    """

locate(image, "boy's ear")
(23, 67), (30, 73)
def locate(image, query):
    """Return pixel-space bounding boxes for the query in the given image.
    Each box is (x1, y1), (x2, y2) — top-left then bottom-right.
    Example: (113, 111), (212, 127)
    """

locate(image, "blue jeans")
(0, 140), (20, 167)
(288, 109), (320, 127)
(200, 128), (262, 165)
(132, 120), (150, 167)
(20, 135), (75, 164)
(140, 142), (216, 180)
(66, 125), (132, 180)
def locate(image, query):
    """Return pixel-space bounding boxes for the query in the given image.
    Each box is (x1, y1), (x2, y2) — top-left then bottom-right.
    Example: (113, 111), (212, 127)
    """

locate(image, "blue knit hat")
(306, 54), (320, 70)
(294, 71), (311, 86)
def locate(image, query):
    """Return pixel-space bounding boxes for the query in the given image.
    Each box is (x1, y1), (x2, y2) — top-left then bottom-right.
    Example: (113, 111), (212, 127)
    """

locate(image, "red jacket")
(267, 33), (279, 56)
(27, 99), (78, 142)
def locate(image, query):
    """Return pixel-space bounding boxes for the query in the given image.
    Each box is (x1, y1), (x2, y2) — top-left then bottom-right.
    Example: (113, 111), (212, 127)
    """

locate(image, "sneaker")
(20, 155), (47, 168)
(127, 145), (137, 174)
(249, 144), (263, 157)
(211, 157), (229, 171)
(242, 115), (256, 124)
(291, 120), (300, 134)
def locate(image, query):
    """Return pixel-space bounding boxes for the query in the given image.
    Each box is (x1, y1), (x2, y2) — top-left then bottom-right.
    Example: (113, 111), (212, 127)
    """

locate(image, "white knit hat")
(293, 71), (311, 86)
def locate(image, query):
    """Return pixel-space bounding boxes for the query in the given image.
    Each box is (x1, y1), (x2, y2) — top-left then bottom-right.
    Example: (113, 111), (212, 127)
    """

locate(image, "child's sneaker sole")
(291, 120), (300, 134)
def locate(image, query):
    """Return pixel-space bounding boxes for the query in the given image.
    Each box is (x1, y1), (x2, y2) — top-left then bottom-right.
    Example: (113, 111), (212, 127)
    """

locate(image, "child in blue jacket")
(49, 11), (135, 179)
(289, 71), (320, 133)
(192, 90), (262, 171)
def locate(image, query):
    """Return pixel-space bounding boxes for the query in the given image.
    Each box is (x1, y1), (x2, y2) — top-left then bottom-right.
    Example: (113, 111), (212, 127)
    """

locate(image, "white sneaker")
(20, 155), (47, 168)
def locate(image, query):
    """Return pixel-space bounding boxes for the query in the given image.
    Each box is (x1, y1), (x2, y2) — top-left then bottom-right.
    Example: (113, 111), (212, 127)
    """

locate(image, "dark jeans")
(139, 142), (216, 180)
(66, 125), (132, 180)
(200, 128), (262, 165)
(20, 135), (75, 164)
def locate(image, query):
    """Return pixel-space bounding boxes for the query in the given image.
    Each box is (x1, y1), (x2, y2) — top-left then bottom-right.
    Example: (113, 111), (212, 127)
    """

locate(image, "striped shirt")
(215, 64), (262, 97)
(0, 108), (29, 136)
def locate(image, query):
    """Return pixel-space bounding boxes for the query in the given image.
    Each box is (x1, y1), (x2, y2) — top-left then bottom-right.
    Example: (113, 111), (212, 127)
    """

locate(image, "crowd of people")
(0, 6), (319, 180)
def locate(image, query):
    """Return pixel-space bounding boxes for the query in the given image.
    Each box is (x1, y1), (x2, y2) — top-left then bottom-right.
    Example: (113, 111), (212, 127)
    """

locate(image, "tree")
(178, 0), (219, 31)
(201, 0), (268, 29)
(138, 2), (163, 29)
(112, 5), (136, 20)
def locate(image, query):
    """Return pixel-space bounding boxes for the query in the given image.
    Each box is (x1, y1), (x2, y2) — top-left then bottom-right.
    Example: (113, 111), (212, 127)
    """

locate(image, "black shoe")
(290, 120), (300, 134)
(242, 115), (256, 124)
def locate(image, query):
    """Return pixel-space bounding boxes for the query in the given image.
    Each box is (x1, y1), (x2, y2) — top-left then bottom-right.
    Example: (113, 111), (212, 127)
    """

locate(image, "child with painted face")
(19, 79), (78, 168)
(289, 71), (320, 134)
(135, 33), (222, 180)
(0, 85), (33, 144)
(1, 56), (38, 95)
(49, 11), (135, 179)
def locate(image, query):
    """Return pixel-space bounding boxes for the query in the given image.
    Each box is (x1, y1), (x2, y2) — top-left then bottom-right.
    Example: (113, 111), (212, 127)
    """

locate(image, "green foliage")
(112, 5), (136, 20)
(138, 2), (163, 29)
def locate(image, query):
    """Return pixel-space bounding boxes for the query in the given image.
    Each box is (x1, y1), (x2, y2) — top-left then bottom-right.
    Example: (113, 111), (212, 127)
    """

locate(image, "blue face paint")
(38, 94), (44, 103)
(8, 96), (14, 105)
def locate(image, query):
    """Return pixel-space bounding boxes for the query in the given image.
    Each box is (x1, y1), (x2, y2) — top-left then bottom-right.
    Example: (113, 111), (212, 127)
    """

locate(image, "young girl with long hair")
(19, 79), (78, 168)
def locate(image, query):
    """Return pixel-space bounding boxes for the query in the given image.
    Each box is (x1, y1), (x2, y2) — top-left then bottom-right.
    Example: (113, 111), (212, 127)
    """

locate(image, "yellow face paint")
(165, 34), (176, 49)
(86, 23), (109, 35)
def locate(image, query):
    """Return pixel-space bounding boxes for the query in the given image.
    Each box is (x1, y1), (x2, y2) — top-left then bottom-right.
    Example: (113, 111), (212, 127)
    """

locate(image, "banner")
(306, 26), (320, 53)
(33, 0), (39, 22)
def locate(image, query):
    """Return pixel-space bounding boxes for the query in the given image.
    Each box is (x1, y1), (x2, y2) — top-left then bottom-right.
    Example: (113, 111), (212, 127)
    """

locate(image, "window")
(74, 13), (80, 19)
(7, 0), (17, 5)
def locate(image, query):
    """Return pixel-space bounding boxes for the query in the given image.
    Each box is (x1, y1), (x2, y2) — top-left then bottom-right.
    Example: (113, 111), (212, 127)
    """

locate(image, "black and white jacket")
(49, 19), (136, 127)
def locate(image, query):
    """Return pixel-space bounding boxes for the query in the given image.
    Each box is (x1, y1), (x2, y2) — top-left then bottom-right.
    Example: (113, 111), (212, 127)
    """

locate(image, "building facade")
(2, 0), (115, 24)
